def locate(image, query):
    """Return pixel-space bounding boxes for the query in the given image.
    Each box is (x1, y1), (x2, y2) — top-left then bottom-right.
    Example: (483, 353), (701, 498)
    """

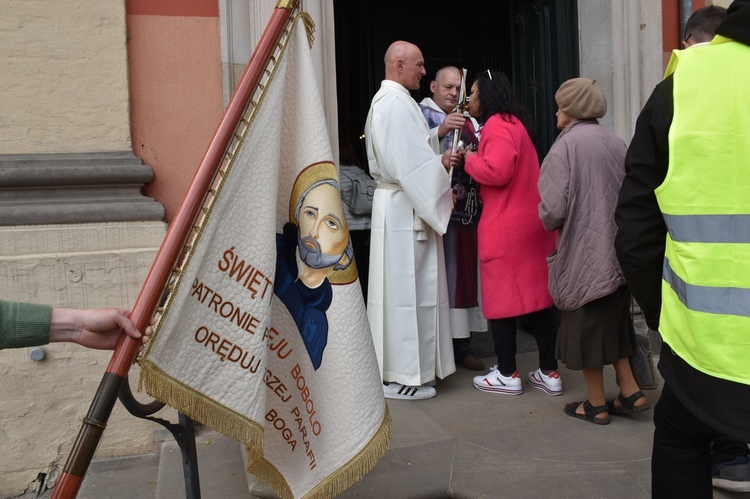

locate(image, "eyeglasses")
(485, 69), (493, 81)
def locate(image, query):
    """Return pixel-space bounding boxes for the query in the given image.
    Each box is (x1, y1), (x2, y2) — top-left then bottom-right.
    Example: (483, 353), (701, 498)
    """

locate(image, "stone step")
(0, 151), (145, 168)
(70, 427), (255, 499)
(77, 453), (160, 499)
(0, 151), (165, 225)
(156, 431), (252, 499)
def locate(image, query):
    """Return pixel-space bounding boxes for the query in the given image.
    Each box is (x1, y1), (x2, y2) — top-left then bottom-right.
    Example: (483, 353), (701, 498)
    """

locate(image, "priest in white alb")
(365, 40), (456, 400)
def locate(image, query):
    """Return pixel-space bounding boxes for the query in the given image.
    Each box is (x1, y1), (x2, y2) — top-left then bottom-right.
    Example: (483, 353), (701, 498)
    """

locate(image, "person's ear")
(430, 80), (437, 93)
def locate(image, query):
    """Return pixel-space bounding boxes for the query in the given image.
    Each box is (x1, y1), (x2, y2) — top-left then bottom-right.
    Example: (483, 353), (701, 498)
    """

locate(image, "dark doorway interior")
(333, 0), (578, 297)
(333, 0), (578, 164)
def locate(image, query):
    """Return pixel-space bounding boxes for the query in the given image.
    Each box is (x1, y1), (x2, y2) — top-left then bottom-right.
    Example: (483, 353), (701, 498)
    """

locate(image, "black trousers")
(652, 382), (719, 498)
(489, 305), (558, 375)
(453, 337), (471, 362)
(712, 435), (750, 464)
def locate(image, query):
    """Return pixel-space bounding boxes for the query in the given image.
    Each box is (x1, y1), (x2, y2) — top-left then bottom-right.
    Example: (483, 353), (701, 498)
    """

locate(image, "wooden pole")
(52, 1), (298, 496)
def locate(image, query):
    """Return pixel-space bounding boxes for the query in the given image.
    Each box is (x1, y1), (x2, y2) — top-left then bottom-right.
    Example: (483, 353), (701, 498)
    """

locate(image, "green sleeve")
(0, 300), (52, 350)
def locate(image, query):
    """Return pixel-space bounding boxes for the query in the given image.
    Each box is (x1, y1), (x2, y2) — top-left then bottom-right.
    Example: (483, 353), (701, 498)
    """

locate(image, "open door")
(512, 0), (578, 155)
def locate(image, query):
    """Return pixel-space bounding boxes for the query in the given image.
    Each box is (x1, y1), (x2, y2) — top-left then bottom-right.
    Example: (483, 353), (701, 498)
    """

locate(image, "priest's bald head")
(384, 41), (426, 91)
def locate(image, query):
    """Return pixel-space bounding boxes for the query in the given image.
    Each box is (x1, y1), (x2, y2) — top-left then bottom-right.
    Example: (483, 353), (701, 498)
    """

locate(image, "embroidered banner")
(140, 13), (390, 498)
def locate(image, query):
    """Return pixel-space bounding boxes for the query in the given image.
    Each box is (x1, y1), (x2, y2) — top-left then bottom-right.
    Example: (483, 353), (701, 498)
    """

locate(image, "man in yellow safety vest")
(615, 1), (750, 497)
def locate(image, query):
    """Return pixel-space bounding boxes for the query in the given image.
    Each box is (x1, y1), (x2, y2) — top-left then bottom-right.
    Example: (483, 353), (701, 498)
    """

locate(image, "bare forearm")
(48, 308), (85, 344)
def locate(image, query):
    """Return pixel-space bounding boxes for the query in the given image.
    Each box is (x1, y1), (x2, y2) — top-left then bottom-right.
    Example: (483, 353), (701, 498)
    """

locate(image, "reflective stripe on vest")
(663, 214), (750, 243)
(663, 257), (750, 317)
(656, 38), (750, 386)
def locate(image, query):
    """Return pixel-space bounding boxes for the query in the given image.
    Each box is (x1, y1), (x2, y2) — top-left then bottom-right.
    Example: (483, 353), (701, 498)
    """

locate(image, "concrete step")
(71, 427), (253, 499)
(77, 453), (160, 499)
(240, 444), (280, 499)
(156, 431), (251, 499)
(0, 151), (145, 168)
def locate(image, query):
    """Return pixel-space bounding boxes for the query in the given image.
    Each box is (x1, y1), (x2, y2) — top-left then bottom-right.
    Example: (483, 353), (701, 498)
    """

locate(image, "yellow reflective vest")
(656, 36), (750, 385)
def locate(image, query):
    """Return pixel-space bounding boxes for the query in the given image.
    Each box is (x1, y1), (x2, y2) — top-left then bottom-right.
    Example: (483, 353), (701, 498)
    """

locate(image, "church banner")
(139, 13), (390, 498)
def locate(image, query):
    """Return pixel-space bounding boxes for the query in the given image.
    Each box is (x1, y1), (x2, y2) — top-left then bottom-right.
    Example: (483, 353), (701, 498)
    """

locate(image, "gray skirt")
(556, 285), (636, 370)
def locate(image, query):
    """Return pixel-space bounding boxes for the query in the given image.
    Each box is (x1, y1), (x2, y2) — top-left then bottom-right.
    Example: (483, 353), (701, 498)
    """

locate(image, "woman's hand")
(463, 143), (478, 161)
(442, 150), (464, 172)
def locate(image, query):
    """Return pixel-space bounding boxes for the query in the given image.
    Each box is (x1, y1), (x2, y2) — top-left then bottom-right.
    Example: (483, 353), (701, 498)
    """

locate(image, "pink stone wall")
(127, 1), (223, 221)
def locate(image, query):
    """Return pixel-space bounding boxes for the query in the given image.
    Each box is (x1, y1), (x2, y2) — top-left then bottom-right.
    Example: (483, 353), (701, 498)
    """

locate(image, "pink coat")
(465, 114), (555, 319)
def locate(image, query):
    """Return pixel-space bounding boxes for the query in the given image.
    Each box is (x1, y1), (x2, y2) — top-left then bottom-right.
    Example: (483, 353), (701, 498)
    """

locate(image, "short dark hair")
(684, 6), (727, 44)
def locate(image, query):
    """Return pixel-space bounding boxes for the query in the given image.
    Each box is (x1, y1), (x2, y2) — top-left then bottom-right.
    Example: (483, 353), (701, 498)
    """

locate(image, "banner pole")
(51, 1), (298, 497)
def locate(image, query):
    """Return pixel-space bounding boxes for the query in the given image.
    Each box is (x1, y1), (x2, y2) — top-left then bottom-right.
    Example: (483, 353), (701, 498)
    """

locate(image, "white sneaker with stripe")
(383, 382), (436, 400)
(528, 368), (563, 395)
(473, 366), (523, 395)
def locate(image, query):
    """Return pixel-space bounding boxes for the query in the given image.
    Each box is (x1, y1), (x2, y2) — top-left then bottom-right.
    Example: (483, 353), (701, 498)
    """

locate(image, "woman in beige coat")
(538, 78), (649, 424)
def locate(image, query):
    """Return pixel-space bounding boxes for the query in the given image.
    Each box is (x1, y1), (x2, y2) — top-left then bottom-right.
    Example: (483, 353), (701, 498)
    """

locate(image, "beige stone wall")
(0, 222), (175, 496)
(710, 0), (733, 8)
(0, 1), (131, 154)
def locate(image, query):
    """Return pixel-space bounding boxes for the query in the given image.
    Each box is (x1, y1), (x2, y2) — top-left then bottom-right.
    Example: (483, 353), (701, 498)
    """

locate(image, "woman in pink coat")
(463, 70), (560, 396)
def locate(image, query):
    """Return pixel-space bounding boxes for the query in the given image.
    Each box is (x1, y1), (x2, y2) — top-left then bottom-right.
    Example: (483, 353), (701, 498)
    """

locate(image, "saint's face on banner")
(274, 162), (355, 370)
(295, 181), (351, 283)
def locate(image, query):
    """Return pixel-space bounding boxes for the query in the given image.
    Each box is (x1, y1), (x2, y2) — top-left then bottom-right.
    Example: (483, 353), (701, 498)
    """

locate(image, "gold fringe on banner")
(140, 360), (265, 462)
(302, 407), (392, 499)
(249, 459), (294, 499)
(247, 407), (392, 499)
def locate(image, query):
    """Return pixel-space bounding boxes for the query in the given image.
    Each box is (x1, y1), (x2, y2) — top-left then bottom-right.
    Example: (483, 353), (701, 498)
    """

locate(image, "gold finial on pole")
(277, 0), (296, 11)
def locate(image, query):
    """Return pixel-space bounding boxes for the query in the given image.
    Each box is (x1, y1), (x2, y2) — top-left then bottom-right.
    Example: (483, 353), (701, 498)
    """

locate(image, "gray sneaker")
(712, 456), (750, 493)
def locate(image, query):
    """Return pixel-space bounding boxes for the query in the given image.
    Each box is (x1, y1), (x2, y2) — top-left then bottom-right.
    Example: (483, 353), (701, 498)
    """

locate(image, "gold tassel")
(414, 215), (428, 241)
(298, 12), (316, 48)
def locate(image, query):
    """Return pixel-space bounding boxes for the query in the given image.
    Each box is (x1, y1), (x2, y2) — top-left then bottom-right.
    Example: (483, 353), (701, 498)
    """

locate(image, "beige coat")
(538, 119), (628, 311)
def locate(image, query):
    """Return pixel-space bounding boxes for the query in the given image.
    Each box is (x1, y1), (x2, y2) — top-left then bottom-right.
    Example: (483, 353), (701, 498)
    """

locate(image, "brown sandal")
(564, 400), (610, 425)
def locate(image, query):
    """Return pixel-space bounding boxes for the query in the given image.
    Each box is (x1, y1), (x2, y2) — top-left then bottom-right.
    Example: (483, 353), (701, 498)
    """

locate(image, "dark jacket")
(614, 0), (750, 443)
(274, 222), (331, 370)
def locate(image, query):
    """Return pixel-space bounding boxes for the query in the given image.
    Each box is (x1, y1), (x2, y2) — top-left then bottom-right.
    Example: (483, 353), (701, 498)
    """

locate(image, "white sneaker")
(472, 366), (523, 395)
(528, 368), (563, 396)
(383, 382), (436, 400)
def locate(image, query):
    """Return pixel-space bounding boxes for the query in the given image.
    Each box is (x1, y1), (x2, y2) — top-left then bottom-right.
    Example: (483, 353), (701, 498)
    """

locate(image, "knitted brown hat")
(554, 78), (607, 119)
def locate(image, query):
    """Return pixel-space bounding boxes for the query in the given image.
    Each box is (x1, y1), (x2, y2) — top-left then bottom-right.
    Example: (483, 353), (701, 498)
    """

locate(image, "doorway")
(332, 0), (577, 297)
(333, 0), (578, 164)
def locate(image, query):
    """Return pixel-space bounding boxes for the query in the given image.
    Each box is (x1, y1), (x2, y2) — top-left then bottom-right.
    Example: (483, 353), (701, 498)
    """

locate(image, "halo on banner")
(288, 161), (358, 284)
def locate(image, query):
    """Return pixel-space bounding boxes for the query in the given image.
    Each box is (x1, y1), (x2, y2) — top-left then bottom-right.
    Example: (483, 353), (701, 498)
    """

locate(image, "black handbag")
(630, 302), (659, 390)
